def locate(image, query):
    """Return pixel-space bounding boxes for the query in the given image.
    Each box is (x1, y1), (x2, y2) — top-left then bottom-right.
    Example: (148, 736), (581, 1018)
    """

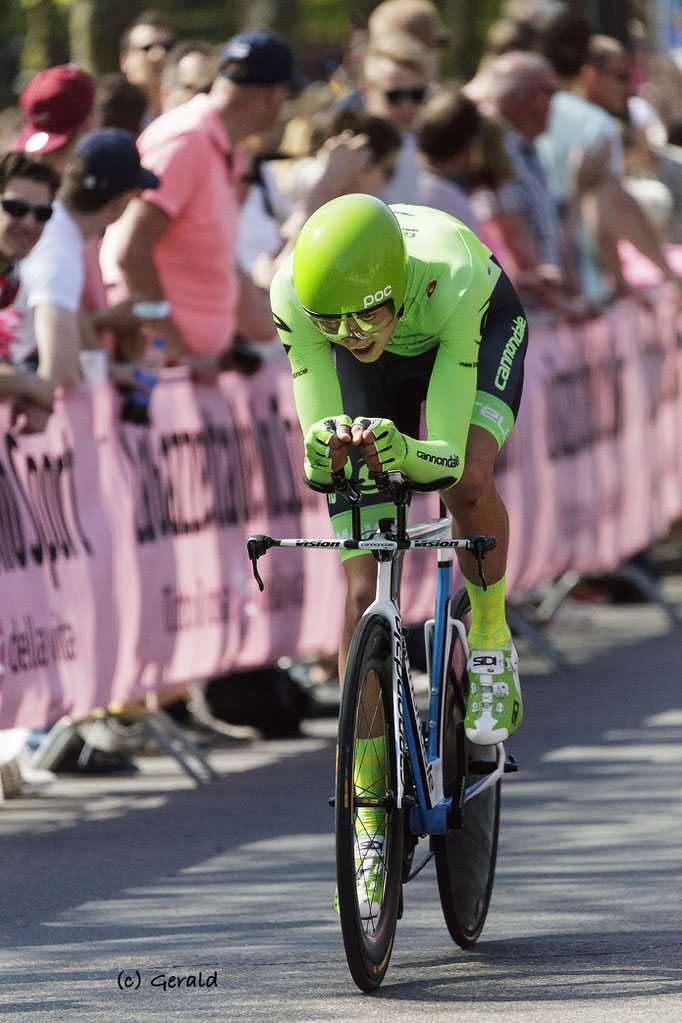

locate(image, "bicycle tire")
(336, 613), (404, 992)
(433, 588), (501, 947)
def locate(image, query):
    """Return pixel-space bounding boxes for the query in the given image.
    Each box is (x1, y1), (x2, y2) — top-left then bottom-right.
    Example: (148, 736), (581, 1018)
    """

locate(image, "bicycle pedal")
(467, 759), (497, 775)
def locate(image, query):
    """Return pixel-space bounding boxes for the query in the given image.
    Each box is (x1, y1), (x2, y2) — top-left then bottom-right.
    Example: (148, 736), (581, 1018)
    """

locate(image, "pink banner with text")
(0, 289), (681, 729)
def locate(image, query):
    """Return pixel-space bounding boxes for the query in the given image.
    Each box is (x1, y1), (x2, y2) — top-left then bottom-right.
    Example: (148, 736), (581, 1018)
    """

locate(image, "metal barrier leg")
(27, 710), (221, 786)
(141, 711), (220, 785)
(77, 717), (111, 769)
(608, 564), (682, 627)
(28, 716), (79, 771)
(534, 571), (581, 624)
(506, 606), (570, 669)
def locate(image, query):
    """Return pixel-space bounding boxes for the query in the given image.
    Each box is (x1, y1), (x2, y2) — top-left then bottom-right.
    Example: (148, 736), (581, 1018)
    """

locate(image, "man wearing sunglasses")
(361, 33), (433, 204)
(120, 9), (178, 126)
(0, 154), (58, 301)
(0, 152), (59, 430)
(271, 194), (527, 751)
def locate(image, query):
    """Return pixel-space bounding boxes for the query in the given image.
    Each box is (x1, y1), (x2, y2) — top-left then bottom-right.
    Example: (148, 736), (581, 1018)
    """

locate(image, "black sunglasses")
(0, 196), (53, 223)
(384, 87), (427, 105)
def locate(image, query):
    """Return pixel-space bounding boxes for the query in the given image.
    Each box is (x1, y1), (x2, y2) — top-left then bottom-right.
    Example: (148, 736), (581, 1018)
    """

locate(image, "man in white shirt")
(17, 128), (159, 387)
(0, 151), (59, 430)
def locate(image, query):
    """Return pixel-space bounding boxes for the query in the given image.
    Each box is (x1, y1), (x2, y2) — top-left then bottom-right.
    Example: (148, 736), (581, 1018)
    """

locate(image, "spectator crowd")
(3, 0), (682, 790)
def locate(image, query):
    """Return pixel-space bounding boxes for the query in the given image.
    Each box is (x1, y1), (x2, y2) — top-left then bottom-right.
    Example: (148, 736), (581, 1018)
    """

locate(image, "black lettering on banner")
(6, 613), (78, 674)
(162, 583), (230, 634)
(2, 435), (92, 587)
(122, 397), (298, 543)
(546, 357), (623, 461)
(0, 460), (26, 571)
(161, 432), (211, 535)
(251, 395), (302, 519)
(546, 367), (592, 458)
(131, 433), (170, 543)
(25, 455), (68, 564)
(200, 410), (249, 526)
(5, 434), (43, 566)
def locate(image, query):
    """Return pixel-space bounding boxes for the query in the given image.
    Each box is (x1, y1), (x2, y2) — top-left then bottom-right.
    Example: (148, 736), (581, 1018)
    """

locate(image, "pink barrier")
(1, 290), (681, 729)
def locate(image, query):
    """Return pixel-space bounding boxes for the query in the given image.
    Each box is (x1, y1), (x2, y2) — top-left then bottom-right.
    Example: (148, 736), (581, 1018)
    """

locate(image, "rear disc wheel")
(433, 589), (501, 947)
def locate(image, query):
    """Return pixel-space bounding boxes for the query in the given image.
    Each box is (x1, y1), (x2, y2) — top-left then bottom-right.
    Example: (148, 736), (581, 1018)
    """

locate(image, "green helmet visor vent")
(293, 194), (409, 317)
(303, 299), (396, 339)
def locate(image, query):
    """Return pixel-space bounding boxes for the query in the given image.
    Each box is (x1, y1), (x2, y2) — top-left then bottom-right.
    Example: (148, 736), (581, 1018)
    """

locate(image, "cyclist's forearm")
(400, 433), (464, 487)
(289, 351), (344, 436)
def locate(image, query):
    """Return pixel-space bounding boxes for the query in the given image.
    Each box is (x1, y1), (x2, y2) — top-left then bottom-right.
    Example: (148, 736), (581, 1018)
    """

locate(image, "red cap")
(16, 64), (96, 155)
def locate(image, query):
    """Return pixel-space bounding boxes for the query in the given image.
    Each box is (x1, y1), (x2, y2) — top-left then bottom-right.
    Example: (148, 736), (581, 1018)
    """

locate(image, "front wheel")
(433, 589), (501, 947)
(336, 613), (404, 992)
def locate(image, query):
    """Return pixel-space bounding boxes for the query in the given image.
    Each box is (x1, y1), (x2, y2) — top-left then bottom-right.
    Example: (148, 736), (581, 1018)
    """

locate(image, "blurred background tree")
(0, 0), (652, 112)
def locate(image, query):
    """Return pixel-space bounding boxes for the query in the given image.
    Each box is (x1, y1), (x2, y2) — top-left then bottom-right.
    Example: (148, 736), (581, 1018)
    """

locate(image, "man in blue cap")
(15, 127), (159, 388)
(100, 29), (297, 377)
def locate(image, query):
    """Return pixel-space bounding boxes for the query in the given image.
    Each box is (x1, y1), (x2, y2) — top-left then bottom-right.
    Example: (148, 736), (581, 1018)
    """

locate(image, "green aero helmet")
(293, 194), (408, 317)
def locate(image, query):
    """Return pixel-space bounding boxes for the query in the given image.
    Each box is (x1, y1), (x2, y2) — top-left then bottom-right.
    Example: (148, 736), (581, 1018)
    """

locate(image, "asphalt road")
(1, 578), (682, 1022)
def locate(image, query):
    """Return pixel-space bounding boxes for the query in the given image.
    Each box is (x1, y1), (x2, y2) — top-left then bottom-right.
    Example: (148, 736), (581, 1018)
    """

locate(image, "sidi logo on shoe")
(472, 653), (502, 672)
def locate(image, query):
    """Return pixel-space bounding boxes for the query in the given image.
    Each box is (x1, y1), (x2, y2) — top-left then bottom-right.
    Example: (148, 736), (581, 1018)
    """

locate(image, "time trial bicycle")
(247, 468), (518, 991)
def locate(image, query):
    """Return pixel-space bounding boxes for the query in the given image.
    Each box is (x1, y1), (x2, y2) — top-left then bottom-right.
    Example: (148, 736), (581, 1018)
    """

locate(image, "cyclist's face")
(340, 316), (398, 361)
(312, 301), (399, 362)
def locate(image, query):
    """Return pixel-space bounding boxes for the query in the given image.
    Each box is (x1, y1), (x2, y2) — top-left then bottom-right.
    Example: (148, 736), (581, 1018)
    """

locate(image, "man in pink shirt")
(101, 30), (297, 375)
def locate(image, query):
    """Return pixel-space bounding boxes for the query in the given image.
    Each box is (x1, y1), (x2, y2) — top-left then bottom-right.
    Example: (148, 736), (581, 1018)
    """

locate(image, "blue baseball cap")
(74, 128), (159, 195)
(219, 30), (298, 87)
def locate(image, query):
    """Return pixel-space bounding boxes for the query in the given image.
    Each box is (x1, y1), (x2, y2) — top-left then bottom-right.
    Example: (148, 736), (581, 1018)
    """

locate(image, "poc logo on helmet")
(363, 284), (392, 308)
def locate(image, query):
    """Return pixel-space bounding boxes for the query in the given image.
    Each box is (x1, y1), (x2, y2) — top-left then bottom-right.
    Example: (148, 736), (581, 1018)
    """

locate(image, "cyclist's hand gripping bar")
(303, 468), (362, 501)
(304, 469), (458, 500)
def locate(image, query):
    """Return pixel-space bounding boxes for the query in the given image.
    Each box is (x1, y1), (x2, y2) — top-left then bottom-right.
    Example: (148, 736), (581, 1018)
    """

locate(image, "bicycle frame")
(246, 479), (506, 840)
(349, 515), (506, 839)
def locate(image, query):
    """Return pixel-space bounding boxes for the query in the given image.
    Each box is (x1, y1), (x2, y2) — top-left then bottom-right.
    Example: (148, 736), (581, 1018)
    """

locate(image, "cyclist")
(271, 194), (526, 913)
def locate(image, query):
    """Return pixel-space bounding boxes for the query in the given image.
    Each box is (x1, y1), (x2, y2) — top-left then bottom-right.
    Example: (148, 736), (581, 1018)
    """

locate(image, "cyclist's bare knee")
(445, 427), (499, 512)
(338, 554), (378, 683)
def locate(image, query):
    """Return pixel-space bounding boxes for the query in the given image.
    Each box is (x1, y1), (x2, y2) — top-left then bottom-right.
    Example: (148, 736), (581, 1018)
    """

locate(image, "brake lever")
(469, 534), (497, 591)
(246, 534), (277, 592)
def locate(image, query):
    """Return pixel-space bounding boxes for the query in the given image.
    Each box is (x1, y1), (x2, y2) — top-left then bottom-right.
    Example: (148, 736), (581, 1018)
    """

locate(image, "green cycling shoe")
(464, 640), (522, 744)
